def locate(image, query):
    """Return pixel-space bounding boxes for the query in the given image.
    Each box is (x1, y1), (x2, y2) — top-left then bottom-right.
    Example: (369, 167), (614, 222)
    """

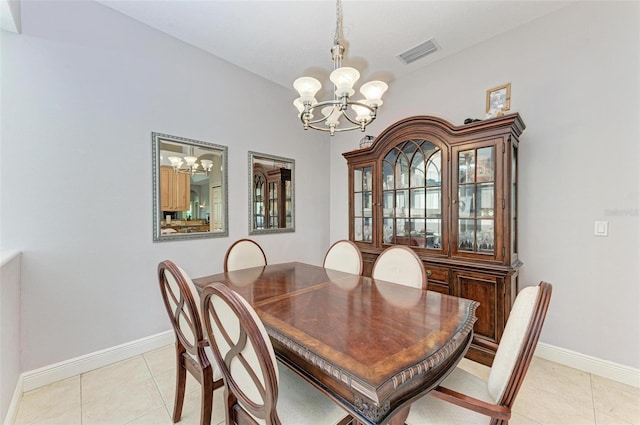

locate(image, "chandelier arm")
(306, 122), (364, 133)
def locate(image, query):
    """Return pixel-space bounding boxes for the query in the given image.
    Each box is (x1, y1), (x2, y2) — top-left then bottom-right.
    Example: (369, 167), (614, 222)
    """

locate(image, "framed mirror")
(152, 132), (228, 242)
(249, 151), (295, 235)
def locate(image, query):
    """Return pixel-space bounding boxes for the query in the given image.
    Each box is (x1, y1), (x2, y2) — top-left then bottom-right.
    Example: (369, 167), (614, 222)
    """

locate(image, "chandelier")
(293, 0), (388, 136)
(167, 156), (214, 176)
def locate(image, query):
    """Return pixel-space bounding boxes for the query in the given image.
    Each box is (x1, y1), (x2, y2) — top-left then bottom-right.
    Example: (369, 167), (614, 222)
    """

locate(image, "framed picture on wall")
(486, 83), (511, 113)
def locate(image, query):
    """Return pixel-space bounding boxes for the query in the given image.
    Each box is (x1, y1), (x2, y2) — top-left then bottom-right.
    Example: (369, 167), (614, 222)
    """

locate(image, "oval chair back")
(224, 239), (267, 272)
(371, 245), (427, 289)
(157, 260), (223, 425)
(323, 240), (363, 275)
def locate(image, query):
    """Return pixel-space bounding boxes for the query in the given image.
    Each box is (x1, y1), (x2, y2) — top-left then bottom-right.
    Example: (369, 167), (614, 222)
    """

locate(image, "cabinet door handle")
(426, 270), (432, 276)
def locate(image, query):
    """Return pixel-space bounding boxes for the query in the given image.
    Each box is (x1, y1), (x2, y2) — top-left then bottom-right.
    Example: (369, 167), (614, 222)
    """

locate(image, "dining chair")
(406, 282), (553, 425)
(371, 245), (427, 289)
(224, 238), (267, 272)
(157, 260), (224, 425)
(200, 282), (350, 425)
(323, 239), (363, 275)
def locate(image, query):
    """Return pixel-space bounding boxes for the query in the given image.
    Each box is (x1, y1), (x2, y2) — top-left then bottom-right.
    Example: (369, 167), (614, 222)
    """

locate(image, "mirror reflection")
(249, 151), (294, 234)
(153, 133), (228, 241)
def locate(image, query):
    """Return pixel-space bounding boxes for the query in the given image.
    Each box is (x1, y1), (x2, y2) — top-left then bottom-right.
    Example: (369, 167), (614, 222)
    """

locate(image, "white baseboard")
(3, 374), (23, 425)
(535, 342), (640, 388)
(22, 331), (174, 392)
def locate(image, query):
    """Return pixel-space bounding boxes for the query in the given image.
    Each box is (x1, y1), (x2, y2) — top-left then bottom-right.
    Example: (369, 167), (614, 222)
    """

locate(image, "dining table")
(193, 262), (478, 425)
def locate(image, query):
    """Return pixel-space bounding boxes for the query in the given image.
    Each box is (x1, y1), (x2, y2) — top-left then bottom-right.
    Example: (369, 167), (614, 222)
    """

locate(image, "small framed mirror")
(249, 151), (295, 235)
(153, 132), (228, 242)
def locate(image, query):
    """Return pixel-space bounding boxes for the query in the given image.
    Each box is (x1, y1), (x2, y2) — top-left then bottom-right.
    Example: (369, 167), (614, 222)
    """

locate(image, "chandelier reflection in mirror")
(293, 0), (388, 135)
(167, 155), (214, 176)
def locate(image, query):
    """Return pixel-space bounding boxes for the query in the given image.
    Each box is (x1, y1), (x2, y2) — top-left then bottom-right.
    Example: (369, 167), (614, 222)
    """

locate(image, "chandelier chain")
(334, 0), (342, 46)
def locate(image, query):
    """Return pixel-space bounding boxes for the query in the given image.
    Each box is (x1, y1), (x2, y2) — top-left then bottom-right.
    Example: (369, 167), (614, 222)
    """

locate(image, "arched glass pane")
(396, 153), (409, 189)
(426, 151), (441, 186)
(380, 139), (442, 252)
(384, 147), (399, 165)
(382, 160), (394, 190)
(410, 150), (425, 187)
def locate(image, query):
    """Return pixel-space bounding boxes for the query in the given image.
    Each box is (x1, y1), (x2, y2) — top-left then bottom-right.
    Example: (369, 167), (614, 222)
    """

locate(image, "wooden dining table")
(194, 262), (478, 425)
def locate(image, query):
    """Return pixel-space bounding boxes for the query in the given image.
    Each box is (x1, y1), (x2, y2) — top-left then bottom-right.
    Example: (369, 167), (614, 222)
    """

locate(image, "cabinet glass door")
(456, 146), (495, 254)
(381, 140), (442, 251)
(353, 166), (373, 242)
(285, 179), (293, 229)
(268, 181), (278, 228)
(253, 173), (266, 229)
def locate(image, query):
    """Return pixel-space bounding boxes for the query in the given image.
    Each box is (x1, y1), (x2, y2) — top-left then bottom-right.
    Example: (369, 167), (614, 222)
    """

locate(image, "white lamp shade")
(184, 156), (197, 167)
(295, 98), (315, 119)
(351, 102), (373, 123)
(360, 81), (388, 106)
(293, 77), (322, 102)
(293, 98), (305, 114)
(330, 67), (360, 97)
(200, 159), (213, 171)
(168, 156), (183, 168)
(322, 106), (341, 126)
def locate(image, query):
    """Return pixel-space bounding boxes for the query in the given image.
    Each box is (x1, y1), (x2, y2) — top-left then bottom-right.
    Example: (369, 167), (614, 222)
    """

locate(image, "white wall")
(0, 251), (21, 422)
(0, 0), (330, 371)
(330, 1), (639, 369)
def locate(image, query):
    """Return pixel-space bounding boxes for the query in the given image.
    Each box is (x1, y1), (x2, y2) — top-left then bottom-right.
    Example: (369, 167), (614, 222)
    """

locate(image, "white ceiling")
(98, 1), (572, 91)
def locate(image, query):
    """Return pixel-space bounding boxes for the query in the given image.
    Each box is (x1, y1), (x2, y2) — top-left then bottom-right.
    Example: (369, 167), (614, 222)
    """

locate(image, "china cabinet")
(160, 165), (190, 211)
(343, 114), (525, 365)
(267, 167), (292, 229)
(253, 165), (292, 229)
(253, 167), (267, 229)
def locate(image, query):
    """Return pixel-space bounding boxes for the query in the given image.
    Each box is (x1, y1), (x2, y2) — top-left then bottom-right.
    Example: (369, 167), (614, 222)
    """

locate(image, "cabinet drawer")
(428, 282), (449, 295)
(424, 264), (448, 283)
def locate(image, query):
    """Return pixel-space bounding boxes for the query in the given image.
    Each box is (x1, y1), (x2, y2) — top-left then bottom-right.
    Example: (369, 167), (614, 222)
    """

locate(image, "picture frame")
(486, 83), (511, 113)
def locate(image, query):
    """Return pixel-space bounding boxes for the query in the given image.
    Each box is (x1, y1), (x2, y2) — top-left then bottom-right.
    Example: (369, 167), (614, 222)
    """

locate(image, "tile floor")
(12, 344), (640, 425)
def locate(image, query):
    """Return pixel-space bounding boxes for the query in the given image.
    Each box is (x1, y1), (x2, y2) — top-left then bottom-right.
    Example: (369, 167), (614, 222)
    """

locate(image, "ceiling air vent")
(396, 38), (439, 65)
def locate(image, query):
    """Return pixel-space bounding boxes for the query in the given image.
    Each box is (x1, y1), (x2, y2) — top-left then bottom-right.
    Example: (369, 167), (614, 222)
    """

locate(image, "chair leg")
(199, 364), (214, 425)
(173, 345), (187, 423)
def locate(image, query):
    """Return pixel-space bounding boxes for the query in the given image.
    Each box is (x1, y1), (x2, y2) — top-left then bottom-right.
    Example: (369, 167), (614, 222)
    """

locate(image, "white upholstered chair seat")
(275, 363), (347, 425)
(406, 368), (494, 425)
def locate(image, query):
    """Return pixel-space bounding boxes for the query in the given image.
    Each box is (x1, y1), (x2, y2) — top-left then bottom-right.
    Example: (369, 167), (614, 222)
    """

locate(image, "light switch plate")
(594, 220), (608, 236)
